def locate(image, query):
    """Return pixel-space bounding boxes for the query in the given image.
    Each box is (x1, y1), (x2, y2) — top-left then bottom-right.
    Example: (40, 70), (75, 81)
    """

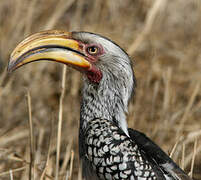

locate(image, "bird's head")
(8, 30), (135, 103)
(8, 30), (135, 133)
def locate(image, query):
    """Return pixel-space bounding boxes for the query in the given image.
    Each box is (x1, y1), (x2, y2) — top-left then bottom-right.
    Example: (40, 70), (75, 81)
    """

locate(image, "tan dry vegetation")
(0, 0), (201, 179)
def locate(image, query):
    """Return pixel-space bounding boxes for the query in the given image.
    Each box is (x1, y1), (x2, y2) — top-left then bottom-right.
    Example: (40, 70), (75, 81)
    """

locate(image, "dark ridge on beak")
(7, 45), (85, 73)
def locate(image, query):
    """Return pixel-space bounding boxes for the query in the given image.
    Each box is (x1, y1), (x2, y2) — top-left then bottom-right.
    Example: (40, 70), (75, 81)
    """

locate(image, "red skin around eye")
(84, 44), (105, 62)
(78, 42), (104, 83)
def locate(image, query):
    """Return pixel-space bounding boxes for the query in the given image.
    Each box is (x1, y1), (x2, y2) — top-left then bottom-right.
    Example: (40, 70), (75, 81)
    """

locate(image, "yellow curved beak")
(8, 30), (91, 72)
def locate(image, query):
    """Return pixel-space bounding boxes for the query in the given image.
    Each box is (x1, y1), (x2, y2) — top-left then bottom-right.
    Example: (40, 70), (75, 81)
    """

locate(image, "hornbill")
(8, 30), (192, 180)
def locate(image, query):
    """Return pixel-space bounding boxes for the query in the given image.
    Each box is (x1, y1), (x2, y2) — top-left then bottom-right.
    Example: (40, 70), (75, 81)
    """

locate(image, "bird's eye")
(87, 46), (99, 55)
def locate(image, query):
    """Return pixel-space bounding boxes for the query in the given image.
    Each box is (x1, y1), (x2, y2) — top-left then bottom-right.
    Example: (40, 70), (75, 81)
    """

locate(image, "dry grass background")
(0, 0), (201, 179)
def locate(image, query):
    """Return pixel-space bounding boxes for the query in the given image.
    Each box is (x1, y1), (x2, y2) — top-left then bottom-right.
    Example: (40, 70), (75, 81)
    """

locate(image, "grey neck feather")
(74, 32), (135, 136)
(80, 71), (133, 136)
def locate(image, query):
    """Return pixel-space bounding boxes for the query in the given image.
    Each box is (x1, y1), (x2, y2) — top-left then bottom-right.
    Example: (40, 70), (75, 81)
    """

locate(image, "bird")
(8, 30), (192, 180)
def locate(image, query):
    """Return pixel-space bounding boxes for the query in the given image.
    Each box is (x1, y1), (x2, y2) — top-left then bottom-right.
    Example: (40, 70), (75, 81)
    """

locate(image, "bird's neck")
(80, 79), (129, 136)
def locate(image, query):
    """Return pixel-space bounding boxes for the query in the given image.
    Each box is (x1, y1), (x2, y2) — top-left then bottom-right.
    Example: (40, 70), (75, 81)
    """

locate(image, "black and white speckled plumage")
(80, 117), (192, 180)
(72, 32), (192, 180)
(83, 118), (156, 179)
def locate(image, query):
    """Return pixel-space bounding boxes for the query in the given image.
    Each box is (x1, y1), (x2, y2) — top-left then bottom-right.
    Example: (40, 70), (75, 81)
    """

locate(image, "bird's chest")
(80, 118), (157, 180)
